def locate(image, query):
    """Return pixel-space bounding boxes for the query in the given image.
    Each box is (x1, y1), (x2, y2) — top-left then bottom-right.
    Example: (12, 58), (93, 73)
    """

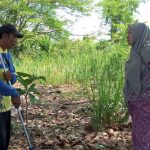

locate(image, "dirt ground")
(8, 85), (131, 150)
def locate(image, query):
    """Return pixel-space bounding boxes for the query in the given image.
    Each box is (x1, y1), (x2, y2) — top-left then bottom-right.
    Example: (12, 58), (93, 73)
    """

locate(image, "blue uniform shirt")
(0, 48), (19, 112)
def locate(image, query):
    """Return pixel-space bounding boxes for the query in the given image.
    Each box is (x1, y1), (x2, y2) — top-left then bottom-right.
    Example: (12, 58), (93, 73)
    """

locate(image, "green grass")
(14, 41), (129, 129)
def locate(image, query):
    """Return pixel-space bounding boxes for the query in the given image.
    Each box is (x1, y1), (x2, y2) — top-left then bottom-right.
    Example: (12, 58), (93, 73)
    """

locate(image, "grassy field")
(14, 41), (129, 128)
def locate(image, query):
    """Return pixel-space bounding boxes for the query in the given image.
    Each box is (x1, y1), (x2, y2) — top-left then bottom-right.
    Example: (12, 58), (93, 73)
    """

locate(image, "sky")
(135, 1), (150, 24)
(64, 1), (150, 40)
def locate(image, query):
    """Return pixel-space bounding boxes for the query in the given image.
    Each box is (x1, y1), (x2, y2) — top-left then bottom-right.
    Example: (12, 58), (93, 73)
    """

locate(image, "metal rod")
(17, 108), (33, 148)
(0, 54), (34, 149)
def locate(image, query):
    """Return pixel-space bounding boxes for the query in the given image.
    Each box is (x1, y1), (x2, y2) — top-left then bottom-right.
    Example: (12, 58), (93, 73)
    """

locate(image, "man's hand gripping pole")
(0, 54), (34, 150)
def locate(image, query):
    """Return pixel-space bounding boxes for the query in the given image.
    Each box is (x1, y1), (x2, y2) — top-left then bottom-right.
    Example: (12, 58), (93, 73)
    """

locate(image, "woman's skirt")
(128, 99), (150, 150)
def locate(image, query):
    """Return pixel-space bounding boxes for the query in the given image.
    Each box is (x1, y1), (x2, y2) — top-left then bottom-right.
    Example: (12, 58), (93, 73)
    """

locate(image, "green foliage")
(0, 0), (142, 130)
(90, 42), (129, 129)
(0, 0), (93, 55)
(96, 40), (110, 50)
(17, 72), (46, 104)
(15, 38), (97, 84)
(0, 0), (92, 30)
(15, 37), (130, 129)
(99, 0), (142, 40)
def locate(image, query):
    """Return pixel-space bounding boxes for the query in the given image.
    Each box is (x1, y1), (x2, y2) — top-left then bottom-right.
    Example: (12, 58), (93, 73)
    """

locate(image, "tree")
(0, 0), (93, 54)
(98, 0), (142, 40)
(0, 0), (92, 40)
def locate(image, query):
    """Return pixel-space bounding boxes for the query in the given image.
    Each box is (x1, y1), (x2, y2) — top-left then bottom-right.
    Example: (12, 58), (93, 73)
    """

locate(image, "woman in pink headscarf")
(124, 23), (150, 150)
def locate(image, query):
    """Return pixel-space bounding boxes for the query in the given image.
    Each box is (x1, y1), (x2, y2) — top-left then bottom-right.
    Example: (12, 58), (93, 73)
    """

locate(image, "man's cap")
(0, 23), (24, 38)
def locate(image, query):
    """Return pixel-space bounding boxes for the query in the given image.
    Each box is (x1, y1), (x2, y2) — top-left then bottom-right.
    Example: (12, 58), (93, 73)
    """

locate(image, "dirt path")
(8, 85), (131, 150)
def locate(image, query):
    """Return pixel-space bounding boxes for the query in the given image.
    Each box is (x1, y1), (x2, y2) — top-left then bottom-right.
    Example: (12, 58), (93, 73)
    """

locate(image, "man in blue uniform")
(0, 23), (23, 150)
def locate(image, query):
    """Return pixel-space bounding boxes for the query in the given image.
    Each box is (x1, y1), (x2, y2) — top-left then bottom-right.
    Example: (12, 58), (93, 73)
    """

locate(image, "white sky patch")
(70, 12), (100, 35)
(135, 1), (150, 26)
(57, 1), (150, 40)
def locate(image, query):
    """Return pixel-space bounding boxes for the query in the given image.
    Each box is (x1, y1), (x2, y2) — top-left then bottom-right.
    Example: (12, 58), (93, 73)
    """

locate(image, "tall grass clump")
(70, 40), (130, 129)
(89, 43), (129, 129)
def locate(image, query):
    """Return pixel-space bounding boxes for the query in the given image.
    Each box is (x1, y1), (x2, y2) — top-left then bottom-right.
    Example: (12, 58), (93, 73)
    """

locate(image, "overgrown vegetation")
(1, 0), (145, 130)
(14, 37), (130, 129)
